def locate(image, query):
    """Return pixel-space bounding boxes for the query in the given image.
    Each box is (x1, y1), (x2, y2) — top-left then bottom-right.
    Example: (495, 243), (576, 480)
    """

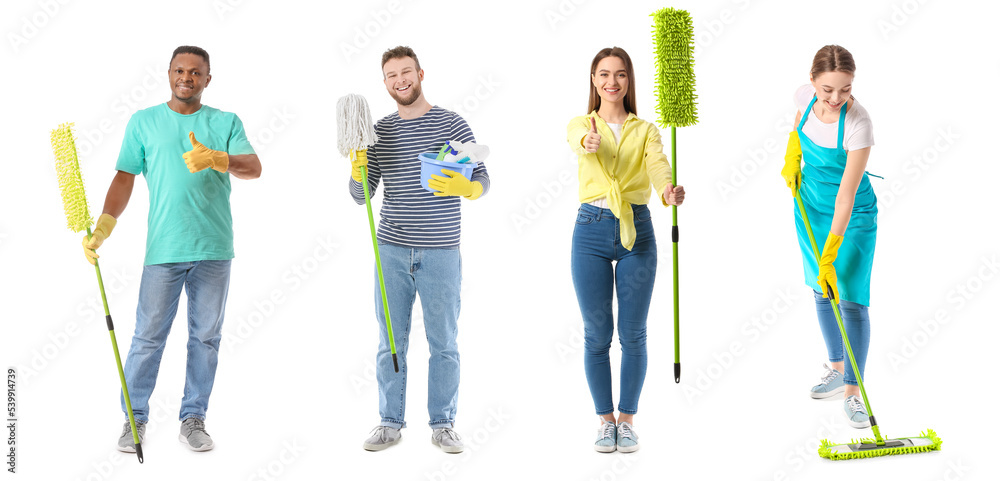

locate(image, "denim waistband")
(578, 203), (648, 220)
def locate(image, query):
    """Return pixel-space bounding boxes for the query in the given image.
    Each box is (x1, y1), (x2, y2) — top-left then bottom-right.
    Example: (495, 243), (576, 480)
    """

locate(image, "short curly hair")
(381, 46), (420, 71)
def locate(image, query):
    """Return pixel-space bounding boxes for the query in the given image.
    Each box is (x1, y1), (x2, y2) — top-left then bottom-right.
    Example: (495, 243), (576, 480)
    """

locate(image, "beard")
(389, 82), (422, 106)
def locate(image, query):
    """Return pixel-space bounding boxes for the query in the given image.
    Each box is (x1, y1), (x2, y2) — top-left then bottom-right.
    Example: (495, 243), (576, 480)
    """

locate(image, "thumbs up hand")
(583, 117), (601, 153)
(182, 132), (229, 173)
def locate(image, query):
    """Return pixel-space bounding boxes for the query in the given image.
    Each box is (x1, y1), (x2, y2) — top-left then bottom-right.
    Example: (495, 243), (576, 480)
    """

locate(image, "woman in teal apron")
(781, 45), (877, 429)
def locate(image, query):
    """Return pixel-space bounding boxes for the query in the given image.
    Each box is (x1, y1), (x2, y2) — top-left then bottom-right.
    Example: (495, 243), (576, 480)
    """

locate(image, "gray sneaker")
(116, 421), (145, 453)
(178, 417), (214, 451)
(363, 426), (401, 451)
(431, 427), (464, 454)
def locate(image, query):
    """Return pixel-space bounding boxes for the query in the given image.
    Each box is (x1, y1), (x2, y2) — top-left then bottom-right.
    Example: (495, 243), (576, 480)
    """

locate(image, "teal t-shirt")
(115, 103), (255, 265)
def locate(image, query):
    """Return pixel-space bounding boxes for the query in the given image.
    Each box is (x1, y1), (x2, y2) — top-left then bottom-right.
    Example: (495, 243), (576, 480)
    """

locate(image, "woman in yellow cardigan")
(567, 47), (685, 453)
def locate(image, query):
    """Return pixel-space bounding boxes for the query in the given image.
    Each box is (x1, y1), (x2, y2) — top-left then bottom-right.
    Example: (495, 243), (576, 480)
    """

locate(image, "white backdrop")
(2, 0), (997, 479)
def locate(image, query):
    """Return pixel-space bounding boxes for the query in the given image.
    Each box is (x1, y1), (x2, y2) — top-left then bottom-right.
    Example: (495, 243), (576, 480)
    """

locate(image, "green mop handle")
(358, 153), (399, 373)
(87, 227), (143, 463)
(794, 192), (885, 444)
(671, 127), (680, 383)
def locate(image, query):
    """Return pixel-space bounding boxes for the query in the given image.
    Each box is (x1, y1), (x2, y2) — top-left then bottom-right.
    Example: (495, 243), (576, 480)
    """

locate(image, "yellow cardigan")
(567, 111), (673, 250)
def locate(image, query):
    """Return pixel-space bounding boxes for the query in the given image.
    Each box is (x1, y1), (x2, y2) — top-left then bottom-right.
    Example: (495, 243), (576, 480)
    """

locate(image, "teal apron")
(793, 96), (877, 306)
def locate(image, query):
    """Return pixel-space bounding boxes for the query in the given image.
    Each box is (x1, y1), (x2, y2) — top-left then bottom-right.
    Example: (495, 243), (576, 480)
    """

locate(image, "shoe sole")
(617, 443), (640, 453)
(810, 385), (845, 399)
(594, 444), (616, 453)
(846, 415), (871, 429)
(432, 441), (463, 454)
(116, 443), (137, 453)
(178, 434), (214, 452)
(363, 438), (400, 451)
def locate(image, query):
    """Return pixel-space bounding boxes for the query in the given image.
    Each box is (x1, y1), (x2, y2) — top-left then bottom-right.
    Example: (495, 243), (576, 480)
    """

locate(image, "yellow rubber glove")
(781, 131), (802, 196)
(817, 233), (843, 304)
(428, 169), (483, 200)
(82, 213), (117, 265)
(183, 132), (229, 173)
(351, 150), (369, 183)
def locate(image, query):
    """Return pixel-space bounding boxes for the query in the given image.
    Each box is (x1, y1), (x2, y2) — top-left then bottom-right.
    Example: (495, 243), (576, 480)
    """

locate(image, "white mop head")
(336, 94), (378, 158)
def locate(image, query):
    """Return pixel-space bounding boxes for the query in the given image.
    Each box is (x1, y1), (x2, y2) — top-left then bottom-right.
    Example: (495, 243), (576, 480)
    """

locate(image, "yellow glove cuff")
(784, 131), (802, 163)
(93, 213), (117, 239)
(820, 234), (843, 264)
(465, 181), (483, 200)
(212, 152), (229, 173)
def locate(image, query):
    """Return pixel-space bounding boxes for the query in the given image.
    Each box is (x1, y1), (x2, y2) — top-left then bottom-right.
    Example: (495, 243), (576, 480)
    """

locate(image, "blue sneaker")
(844, 395), (871, 428)
(594, 421), (616, 453)
(810, 363), (845, 399)
(616, 421), (640, 453)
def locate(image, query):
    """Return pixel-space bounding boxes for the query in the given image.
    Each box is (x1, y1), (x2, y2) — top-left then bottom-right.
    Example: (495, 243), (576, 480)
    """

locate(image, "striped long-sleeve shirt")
(349, 106), (490, 248)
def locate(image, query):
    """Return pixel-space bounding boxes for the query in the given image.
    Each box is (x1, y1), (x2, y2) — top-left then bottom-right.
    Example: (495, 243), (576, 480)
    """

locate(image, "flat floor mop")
(653, 7), (699, 383)
(51, 123), (143, 462)
(337, 94), (398, 372)
(794, 191), (941, 460)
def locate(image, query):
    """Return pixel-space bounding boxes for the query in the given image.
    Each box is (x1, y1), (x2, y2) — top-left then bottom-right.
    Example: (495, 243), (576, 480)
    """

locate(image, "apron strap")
(836, 100), (847, 152)
(798, 96), (816, 131)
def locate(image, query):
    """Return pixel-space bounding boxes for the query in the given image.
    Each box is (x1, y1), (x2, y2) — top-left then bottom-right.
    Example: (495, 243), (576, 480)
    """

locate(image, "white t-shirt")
(794, 84), (874, 152)
(607, 122), (622, 143)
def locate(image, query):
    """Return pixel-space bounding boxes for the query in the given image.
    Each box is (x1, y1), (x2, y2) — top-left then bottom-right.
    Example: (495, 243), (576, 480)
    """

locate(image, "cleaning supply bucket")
(419, 153), (475, 193)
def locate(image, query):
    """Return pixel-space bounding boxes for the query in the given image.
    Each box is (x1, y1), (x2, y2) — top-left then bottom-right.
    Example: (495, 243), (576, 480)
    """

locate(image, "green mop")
(794, 191), (941, 460)
(652, 7), (698, 383)
(336, 94), (399, 372)
(51, 123), (143, 463)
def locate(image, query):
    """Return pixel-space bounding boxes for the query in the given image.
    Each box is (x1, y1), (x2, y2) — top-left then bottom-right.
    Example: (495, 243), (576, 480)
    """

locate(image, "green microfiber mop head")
(51, 122), (93, 233)
(652, 7), (699, 128)
(819, 429), (942, 460)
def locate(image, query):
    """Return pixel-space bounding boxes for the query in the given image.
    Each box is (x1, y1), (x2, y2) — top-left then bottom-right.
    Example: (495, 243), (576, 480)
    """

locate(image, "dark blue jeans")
(571, 203), (656, 415)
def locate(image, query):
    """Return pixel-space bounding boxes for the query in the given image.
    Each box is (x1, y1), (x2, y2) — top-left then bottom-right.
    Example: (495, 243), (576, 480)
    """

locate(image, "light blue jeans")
(571, 204), (656, 415)
(374, 243), (461, 430)
(120, 260), (231, 422)
(813, 290), (870, 386)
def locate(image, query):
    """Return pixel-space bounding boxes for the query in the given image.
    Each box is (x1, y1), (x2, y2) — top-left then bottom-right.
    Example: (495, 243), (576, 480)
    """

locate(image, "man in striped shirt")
(353, 46), (490, 454)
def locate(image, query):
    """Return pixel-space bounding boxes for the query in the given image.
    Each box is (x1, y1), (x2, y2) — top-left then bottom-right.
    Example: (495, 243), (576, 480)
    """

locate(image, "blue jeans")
(120, 260), (232, 422)
(813, 290), (870, 386)
(571, 204), (656, 415)
(374, 243), (461, 429)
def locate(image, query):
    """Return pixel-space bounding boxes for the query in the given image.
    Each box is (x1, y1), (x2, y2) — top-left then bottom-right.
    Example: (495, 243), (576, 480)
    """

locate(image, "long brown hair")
(810, 45), (855, 78)
(588, 47), (637, 115)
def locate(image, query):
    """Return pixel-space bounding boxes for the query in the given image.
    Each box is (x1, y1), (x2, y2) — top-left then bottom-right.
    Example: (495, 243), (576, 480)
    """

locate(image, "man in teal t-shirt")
(82, 46), (262, 453)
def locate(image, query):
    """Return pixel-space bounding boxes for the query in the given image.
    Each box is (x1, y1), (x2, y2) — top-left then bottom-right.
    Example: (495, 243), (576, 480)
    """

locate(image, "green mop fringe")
(651, 7), (699, 128)
(818, 429), (942, 460)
